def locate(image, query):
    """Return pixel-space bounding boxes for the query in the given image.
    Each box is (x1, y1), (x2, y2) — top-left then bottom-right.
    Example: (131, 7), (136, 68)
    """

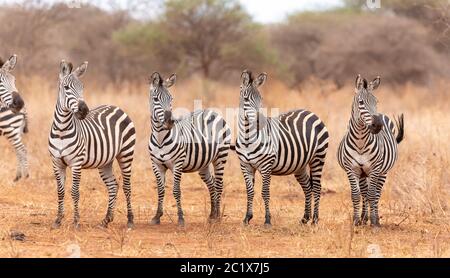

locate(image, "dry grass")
(0, 76), (449, 258)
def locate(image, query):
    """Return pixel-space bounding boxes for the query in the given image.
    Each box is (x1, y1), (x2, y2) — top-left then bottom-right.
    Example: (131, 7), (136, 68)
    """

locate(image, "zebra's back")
(180, 109), (231, 172)
(270, 109), (329, 175)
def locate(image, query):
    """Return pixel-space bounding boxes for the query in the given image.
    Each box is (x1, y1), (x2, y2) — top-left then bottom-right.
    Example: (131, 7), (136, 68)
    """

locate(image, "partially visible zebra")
(234, 70), (329, 227)
(0, 55), (29, 182)
(148, 72), (232, 227)
(48, 60), (136, 229)
(337, 75), (404, 227)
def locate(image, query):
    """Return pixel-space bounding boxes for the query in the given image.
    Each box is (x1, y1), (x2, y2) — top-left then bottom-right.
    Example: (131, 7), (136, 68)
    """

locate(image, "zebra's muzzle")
(75, 100), (89, 120)
(369, 114), (383, 134)
(10, 92), (24, 113)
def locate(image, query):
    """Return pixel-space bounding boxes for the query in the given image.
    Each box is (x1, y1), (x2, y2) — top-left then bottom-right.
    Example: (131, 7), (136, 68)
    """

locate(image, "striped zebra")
(0, 55), (29, 182)
(48, 60), (136, 229)
(235, 70), (329, 227)
(337, 75), (404, 227)
(148, 72), (232, 227)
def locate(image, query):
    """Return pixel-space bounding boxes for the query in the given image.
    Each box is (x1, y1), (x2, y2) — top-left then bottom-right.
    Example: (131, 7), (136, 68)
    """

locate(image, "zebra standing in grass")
(148, 72), (231, 227)
(48, 60), (136, 229)
(0, 55), (29, 182)
(235, 70), (329, 227)
(337, 75), (404, 227)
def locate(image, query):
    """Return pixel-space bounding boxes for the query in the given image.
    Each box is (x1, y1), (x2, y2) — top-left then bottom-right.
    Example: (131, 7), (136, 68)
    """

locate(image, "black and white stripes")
(235, 70), (329, 227)
(0, 55), (29, 182)
(148, 72), (232, 227)
(48, 60), (136, 229)
(337, 75), (404, 227)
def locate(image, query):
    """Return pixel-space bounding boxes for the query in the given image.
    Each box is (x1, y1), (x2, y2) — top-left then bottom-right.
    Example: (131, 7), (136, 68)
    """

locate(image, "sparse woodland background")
(0, 0), (449, 87)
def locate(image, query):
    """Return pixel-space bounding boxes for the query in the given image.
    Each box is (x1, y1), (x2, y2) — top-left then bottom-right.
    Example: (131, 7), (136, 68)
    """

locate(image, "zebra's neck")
(349, 105), (371, 148)
(238, 112), (268, 146)
(52, 103), (78, 132)
(151, 117), (178, 146)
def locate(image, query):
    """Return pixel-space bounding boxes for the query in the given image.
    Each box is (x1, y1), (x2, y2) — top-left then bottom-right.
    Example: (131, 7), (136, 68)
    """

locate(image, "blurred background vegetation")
(0, 0), (448, 88)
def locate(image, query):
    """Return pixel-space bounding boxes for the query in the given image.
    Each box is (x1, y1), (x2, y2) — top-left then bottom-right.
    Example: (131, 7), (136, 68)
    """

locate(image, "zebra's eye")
(153, 97), (159, 101)
(244, 97), (250, 102)
(358, 100), (364, 105)
(64, 85), (70, 91)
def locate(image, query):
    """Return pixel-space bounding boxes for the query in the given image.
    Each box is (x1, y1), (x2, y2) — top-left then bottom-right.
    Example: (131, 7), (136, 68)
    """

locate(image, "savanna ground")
(0, 77), (449, 258)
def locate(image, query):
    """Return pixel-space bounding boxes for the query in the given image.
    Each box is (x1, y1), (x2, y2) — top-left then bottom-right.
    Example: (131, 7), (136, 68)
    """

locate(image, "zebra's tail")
(395, 114), (404, 144)
(21, 109), (29, 134)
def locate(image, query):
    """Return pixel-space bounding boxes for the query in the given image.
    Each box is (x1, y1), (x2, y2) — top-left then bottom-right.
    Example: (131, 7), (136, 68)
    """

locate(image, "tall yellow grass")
(0, 76), (449, 257)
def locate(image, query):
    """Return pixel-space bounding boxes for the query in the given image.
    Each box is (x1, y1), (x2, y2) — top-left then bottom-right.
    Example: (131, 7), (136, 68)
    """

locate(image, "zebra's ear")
(369, 76), (381, 91)
(150, 72), (162, 87)
(355, 74), (367, 91)
(59, 60), (73, 79)
(254, 73), (267, 88)
(164, 74), (176, 88)
(74, 62), (88, 78)
(2, 54), (17, 72)
(241, 70), (252, 87)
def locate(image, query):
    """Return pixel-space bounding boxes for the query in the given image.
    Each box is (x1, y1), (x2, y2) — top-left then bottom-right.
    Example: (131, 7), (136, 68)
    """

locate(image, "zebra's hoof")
(149, 218), (161, 226)
(264, 223), (272, 229)
(13, 176), (21, 182)
(178, 218), (185, 227)
(51, 222), (61, 230)
(73, 222), (80, 230)
(127, 222), (135, 230)
(300, 218), (310, 225)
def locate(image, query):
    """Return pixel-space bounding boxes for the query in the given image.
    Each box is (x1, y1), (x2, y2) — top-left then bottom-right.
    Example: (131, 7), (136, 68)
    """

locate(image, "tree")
(115, 0), (274, 80)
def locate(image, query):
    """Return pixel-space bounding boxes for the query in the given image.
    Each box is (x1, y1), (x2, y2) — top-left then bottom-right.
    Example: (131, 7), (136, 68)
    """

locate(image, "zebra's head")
(0, 55), (24, 113)
(58, 60), (90, 120)
(353, 74), (383, 134)
(240, 70), (267, 123)
(149, 72), (176, 130)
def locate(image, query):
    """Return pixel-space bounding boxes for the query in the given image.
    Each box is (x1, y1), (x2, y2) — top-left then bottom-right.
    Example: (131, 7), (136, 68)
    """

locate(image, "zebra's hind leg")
(150, 163), (167, 225)
(199, 167), (217, 222)
(368, 173), (386, 227)
(118, 157), (134, 229)
(52, 160), (67, 229)
(241, 163), (256, 226)
(310, 157), (326, 225)
(359, 177), (369, 225)
(346, 172), (362, 226)
(98, 164), (119, 228)
(213, 152), (228, 220)
(295, 171), (312, 224)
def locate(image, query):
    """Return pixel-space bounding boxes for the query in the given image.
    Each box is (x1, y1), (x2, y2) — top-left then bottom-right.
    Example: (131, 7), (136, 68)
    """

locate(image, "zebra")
(0, 54), (29, 182)
(234, 70), (329, 227)
(148, 72), (232, 227)
(337, 75), (404, 227)
(48, 60), (136, 229)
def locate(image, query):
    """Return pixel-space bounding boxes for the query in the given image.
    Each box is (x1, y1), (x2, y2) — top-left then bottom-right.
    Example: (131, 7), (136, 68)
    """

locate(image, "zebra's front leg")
(368, 173), (386, 227)
(173, 165), (185, 227)
(52, 161), (66, 229)
(9, 136), (28, 182)
(99, 165), (119, 228)
(241, 163), (255, 225)
(199, 168), (217, 222)
(295, 171), (312, 224)
(359, 177), (369, 225)
(150, 163), (166, 225)
(346, 172), (362, 226)
(71, 166), (82, 229)
(261, 170), (273, 228)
